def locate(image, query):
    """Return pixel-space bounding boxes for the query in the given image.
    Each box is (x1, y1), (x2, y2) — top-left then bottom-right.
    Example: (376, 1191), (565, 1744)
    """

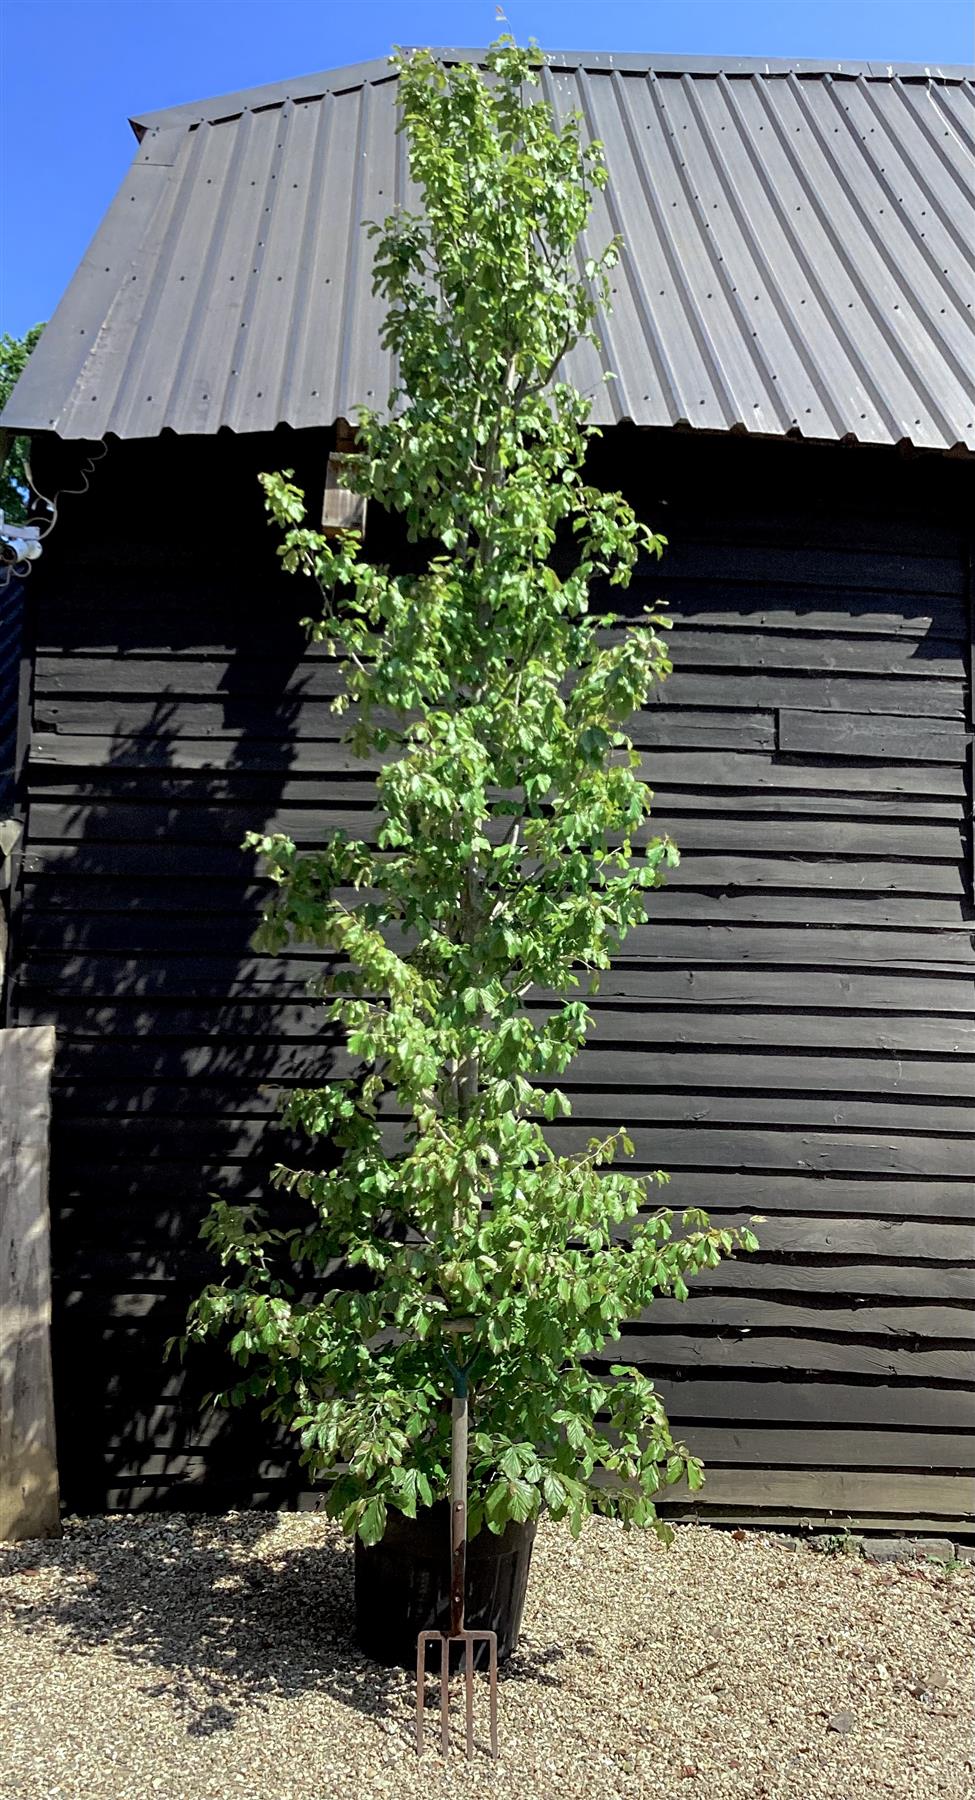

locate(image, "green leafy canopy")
(180, 39), (757, 1548)
(0, 322), (44, 522)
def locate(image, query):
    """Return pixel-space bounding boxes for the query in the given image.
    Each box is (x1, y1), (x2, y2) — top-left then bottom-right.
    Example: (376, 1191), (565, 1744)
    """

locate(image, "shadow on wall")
(18, 428), (379, 1513)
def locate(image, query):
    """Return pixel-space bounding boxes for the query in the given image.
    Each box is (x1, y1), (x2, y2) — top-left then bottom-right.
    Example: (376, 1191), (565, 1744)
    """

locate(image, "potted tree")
(180, 39), (756, 1669)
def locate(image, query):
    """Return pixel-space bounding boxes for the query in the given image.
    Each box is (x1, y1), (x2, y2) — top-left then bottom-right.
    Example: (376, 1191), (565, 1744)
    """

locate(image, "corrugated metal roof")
(3, 50), (974, 450)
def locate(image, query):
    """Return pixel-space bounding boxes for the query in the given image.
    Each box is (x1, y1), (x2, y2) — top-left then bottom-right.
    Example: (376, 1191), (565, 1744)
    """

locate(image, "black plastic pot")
(354, 1502), (536, 1670)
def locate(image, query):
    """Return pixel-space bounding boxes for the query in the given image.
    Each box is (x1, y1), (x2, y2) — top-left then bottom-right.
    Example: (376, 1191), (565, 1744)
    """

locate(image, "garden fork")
(415, 1354), (498, 1758)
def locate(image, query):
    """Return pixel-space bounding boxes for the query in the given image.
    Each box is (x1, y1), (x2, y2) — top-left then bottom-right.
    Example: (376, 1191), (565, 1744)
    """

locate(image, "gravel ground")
(1, 1512), (972, 1800)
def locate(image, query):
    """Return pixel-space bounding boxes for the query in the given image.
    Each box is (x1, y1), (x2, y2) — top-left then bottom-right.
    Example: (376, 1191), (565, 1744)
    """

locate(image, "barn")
(1, 49), (973, 1537)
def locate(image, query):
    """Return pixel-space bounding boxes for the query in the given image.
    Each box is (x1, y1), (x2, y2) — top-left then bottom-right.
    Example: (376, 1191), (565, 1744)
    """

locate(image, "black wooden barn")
(2, 50), (973, 1535)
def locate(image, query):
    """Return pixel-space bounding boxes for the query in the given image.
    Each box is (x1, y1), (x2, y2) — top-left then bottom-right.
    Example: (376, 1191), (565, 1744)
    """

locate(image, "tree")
(182, 40), (755, 1546)
(0, 324), (44, 521)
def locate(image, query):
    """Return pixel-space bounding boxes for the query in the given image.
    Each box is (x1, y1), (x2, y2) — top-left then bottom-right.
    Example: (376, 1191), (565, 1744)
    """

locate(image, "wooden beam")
(0, 1026), (59, 1541)
(321, 419), (367, 536)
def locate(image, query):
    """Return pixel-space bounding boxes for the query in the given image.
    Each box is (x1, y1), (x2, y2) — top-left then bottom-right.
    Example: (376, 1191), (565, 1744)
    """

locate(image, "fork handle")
(450, 1391), (468, 1636)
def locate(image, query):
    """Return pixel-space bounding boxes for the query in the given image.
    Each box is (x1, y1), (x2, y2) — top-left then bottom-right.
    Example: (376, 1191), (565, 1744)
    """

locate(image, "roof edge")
(129, 45), (975, 136)
(129, 54), (399, 138)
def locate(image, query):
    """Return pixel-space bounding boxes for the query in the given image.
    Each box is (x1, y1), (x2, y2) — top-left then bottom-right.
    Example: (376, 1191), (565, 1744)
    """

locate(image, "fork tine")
(464, 1640), (474, 1758)
(488, 1633), (499, 1758)
(440, 1634), (450, 1756)
(415, 1632), (426, 1755)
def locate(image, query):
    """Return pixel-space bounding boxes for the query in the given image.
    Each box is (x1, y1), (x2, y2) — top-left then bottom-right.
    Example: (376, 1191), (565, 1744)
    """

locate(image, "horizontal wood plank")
(40, 605), (967, 656)
(36, 1030), (975, 1101)
(524, 1128), (975, 1177)
(640, 1294), (975, 1341)
(49, 1117), (975, 1177)
(23, 956), (974, 1015)
(20, 912), (975, 965)
(657, 1468), (975, 1514)
(645, 1427), (975, 1469)
(659, 600), (969, 638)
(28, 798), (965, 863)
(586, 967), (975, 1011)
(647, 542), (967, 596)
(659, 629), (964, 677)
(33, 665), (968, 722)
(673, 1258), (975, 1302)
(47, 1244), (975, 1301)
(43, 1075), (975, 1135)
(34, 1004), (975, 1057)
(52, 1172), (975, 1229)
(90, 1405), (975, 1469)
(61, 1461), (975, 1519)
(26, 771), (966, 822)
(651, 1379), (975, 1431)
(35, 630), (967, 691)
(30, 795), (970, 859)
(35, 697), (800, 756)
(20, 872), (972, 932)
(31, 735), (971, 793)
(778, 709), (967, 761)
(664, 1192), (975, 1230)
(78, 1370), (971, 1442)
(602, 1332), (975, 1383)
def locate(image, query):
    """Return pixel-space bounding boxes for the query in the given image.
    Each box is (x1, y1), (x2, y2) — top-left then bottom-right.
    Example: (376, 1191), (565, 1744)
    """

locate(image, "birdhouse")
(322, 419), (367, 536)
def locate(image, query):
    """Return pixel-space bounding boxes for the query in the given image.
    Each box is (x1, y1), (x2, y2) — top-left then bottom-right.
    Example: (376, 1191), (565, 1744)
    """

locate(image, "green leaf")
(498, 1445), (525, 1479)
(359, 1496), (388, 1546)
(505, 1478), (536, 1524)
(564, 1413), (587, 1451)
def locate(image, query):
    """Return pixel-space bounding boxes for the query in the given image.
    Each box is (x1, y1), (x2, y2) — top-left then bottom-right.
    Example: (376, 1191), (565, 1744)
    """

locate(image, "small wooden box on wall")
(322, 419), (367, 536)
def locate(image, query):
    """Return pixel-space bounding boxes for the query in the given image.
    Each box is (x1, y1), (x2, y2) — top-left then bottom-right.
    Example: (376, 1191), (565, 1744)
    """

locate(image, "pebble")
(1, 1513), (972, 1799)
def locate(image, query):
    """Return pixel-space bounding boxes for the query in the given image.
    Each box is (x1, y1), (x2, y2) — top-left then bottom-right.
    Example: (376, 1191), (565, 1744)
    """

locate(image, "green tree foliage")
(182, 41), (756, 1546)
(0, 323), (44, 521)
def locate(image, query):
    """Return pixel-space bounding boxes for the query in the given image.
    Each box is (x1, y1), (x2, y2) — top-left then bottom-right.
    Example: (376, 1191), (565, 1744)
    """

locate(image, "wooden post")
(321, 418), (368, 536)
(0, 1025), (59, 1540)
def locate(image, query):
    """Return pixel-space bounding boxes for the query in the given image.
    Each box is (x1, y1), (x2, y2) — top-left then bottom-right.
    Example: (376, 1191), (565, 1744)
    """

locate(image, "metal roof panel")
(4, 50), (973, 450)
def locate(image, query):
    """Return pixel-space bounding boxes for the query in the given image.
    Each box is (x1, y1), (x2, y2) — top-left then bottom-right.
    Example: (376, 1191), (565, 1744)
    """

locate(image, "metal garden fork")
(415, 1341), (498, 1758)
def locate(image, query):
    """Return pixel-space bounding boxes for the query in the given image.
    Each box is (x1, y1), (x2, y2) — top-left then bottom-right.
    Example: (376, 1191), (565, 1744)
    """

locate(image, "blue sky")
(2, 0), (972, 338)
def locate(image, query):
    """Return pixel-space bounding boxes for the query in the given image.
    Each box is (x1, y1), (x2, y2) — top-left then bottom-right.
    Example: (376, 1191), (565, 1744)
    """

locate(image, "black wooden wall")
(0, 574), (24, 812)
(1, 567), (23, 975)
(10, 426), (975, 1534)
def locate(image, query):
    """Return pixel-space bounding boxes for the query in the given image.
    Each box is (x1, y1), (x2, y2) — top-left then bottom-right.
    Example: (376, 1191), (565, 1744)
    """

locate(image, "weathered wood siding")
(0, 1025), (59, 1541)
(9, 428), (975, 1532)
